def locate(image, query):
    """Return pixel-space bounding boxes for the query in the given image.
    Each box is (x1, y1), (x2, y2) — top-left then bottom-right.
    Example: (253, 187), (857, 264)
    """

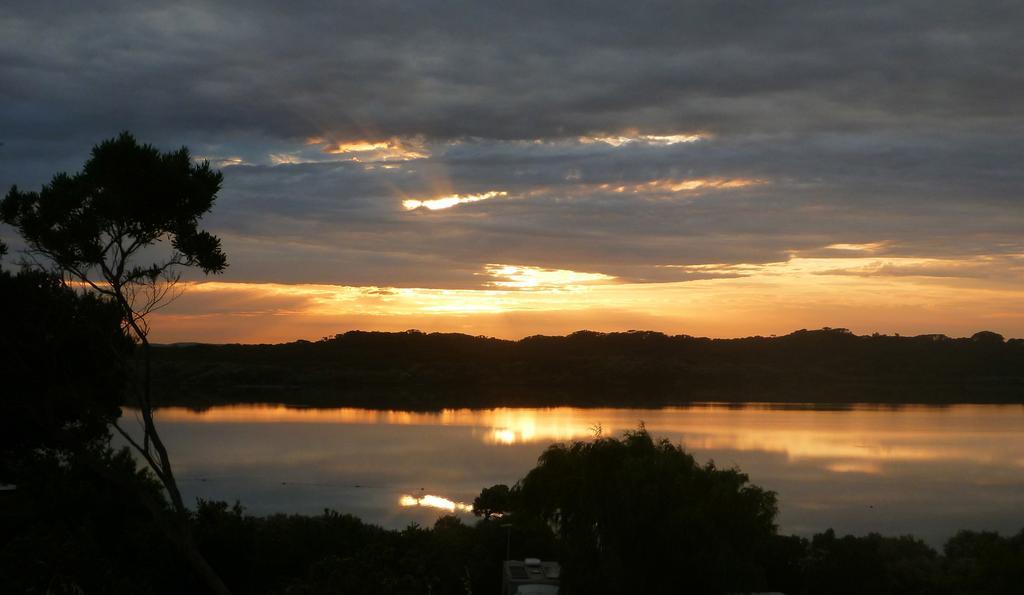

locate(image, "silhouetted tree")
(472, 484), (511, 520)
(943, 529), (1024, 594)
(0, 259), (204, 593)
(0, 267), (128, 480)
(801, 529), (941, 594)
(971, 330), (1005, 345)
(1, 132), (230, 594)
(511, 428), (779, 594)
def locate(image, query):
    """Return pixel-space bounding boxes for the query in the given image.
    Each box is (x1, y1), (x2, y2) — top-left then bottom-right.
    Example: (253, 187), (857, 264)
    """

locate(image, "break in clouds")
(1, 0), (1022, 291)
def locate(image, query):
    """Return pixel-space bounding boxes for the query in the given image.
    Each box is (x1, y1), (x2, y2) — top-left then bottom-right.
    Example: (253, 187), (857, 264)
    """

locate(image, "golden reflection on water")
(399, 494), (474, 513)
(155, 403), (1024, 473)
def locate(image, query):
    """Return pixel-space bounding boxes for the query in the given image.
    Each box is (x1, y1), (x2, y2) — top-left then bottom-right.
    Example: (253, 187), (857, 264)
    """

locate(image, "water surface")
(128, 403), (1024, 544)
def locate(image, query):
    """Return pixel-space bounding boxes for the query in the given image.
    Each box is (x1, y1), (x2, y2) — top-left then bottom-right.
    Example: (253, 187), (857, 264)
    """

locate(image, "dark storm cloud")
(1, 1), (1022, 287)
(3, 1), (1022, 146)
(200, 132), (1023, 287)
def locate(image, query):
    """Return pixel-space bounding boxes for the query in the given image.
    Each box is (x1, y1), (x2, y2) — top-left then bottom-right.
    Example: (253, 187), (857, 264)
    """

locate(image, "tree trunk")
(123, 310), (233, 595)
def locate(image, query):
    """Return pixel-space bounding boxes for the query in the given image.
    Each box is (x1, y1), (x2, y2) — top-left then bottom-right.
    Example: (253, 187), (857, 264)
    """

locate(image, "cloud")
(403, 191), (508, 211)
(480, 264), (616, 290)
(1, 0), (1022, 338)
(813, 255), (1024, 282)
(177, 130), (1022, 289)
(3, 1), (1023, 149)
(146, 259), (1024, 343)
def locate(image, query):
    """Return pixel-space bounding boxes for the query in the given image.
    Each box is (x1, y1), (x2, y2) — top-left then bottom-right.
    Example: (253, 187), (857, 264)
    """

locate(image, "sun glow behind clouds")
(194, 155), (246, 167)
(148, 253), (1024, 343)
(312, 136), (429, 162)
(482, 264), (615, 290)
(329, 141), (390, 152)
(598, 177), (765, 195)
(402, 191), (508, 211)
(579, 133), (706, 146)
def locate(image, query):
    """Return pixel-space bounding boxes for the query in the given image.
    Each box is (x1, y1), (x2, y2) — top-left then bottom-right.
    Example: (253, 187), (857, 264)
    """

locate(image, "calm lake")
(128, 403), (1024, 545)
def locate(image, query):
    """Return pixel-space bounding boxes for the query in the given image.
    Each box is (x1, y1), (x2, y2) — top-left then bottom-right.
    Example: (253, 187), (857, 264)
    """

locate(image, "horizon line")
(152, 327), (1019, 347)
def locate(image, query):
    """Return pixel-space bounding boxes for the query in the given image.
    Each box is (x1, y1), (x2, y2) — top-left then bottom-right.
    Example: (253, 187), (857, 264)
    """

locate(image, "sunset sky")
(2, 1), (1022, 343)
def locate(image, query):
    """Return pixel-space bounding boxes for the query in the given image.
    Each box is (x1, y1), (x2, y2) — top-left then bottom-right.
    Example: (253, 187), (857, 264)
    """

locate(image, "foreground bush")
(511, 428), (779, 594)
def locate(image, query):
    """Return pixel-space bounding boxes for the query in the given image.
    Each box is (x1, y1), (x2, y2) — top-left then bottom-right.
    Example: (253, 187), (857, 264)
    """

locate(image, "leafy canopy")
(1, 131), (226, 295)
(0, 268), (132, 482)
(510, 428), (780, 594)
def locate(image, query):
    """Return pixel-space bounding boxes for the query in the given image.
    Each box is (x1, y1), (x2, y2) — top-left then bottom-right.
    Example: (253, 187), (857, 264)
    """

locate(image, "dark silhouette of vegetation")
(150, 328), (1024, 409)
(189, 502), (556, 595)
(473, 484), (512, 520)
(1, 268), (128, 479)
(1, 444), (197, 594)
(2, 132), (230, 593)
(801, 529), (942, 594)
(511, 428), (778, 594)
(942, 529), (1024, 593)
(182, 501), (1024, 594)
(0, 263), (204, 593)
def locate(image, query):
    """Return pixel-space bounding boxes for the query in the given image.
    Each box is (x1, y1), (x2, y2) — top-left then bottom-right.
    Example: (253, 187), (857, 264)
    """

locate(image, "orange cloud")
(599, 177), (765, 194)
(146, 255), (1024, 344)
(481, 264), (615, 290)
(310, 136), (430, 162)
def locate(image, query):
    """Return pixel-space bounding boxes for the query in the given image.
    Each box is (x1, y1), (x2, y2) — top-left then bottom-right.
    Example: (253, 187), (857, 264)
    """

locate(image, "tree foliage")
(1, 131), (226, 290)
(0, 262), (189, 593)
(472, 484), (511, 520)
(943, 529), (1024, 594)
(0, 267), (130, 482)
(510, 428), (779, 594)
(802, 529), (941, 594)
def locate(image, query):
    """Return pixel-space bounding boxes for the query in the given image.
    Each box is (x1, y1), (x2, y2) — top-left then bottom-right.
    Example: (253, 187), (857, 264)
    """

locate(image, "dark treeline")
(181, 504), (1024, 595)
(100, 493), (1024, 595)
(152, 328), (1024, 408)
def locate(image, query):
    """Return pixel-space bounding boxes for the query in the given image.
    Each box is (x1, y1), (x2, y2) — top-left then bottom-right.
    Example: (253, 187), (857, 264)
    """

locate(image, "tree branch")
(112, 419), (166, 483)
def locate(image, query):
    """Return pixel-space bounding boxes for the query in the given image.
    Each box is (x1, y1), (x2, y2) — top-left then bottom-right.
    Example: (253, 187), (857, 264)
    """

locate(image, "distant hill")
(149, 328), (1024, 408)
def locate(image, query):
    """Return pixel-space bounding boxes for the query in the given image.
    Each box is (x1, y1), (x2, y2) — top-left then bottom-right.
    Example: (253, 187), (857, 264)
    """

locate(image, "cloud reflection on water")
(142, 403), (1024, 543)
(155, 403), (1024, 472)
